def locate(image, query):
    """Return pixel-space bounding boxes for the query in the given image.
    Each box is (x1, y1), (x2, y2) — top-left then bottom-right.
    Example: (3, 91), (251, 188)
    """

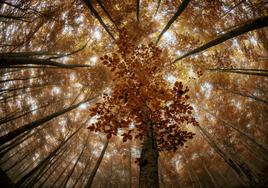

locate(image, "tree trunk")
(202, 107), (268, 153)
(172, 15), (268, 64)
(0, 56), (92, 69)
(136, 0), (140, 22)
(155, 0), (161, 15)
(72, 153), (93, 188)
(0, 97), (96, 146)
(0, 169), (15, 188)
(156, 0), (191, 44)
(197, 125), (257, 187)
(139, 124), (159, 188)
(62, 134), (89, 188)
(128, 142), (132, 188)
(82, 0), (115, 40)
(207, 68), (268, 77)
(96, 0), (118, 29)
(220, 0), (246, 19)
(85, 139), (109, 188)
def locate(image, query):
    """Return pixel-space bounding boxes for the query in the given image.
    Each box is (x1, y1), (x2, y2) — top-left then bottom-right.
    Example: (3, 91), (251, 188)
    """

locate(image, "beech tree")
(0, 0), (267, 188)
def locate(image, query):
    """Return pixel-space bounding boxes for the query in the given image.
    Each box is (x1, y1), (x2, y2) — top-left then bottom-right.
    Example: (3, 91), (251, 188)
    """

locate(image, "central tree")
(88, 29), (199, 188)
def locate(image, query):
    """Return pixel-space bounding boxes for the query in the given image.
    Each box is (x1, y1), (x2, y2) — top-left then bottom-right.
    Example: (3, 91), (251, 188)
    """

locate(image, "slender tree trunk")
(222, 139), (259, 186)
(172, 15), (268, 64)
(197, 125), (257, 187)
(72, 153), (93, 188)
(202, 108), (268, 153)
(182, 153), (202, 188)
(50, 155), (77, 187)
(0, 97), (96, 146)
(155, 0), (161, 15)
(0, 56), (92, 69)
(220, 0), (246, 19)
(0, 169), (15, 188)
(207, 68), (268, 77)
(225, 90), (268, 105)
(34, 143), (69, 187)
(85, 139), (109, 188)
(0, 98), (61, 126)
(62, 135), (89, 188)
(139, 124), (159, 188)
(136, 0), (140, 22)
(82, 0), (115, 40)
(96, 0), (118, 29)
(129, 142), (132, 188)
(242, 142), (268, 164)
(156, 0), (191, 44)
(199, 156), (219, 188)
(0, 14), (30, 22)
(0, 76), (38, 83)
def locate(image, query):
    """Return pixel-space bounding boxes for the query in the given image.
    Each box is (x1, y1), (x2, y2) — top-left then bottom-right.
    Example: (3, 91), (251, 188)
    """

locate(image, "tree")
(0, 0), (267, 187)
(172, 15), (268, 64)
(87, 42), (198, 187)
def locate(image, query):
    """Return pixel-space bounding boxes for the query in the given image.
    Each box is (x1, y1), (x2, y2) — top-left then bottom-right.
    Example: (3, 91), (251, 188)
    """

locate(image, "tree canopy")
(0, 0), (267, 187)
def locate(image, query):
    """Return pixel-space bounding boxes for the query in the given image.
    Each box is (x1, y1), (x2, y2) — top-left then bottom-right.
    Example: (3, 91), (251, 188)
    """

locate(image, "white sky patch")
(153, 13), (164, 22)
(201, 82), (213, 98)
(222, 5), (229, 12)
(131, 148), (141, 157)
(147, 3), (154, 11)
(246, 124), (251, 129)
(88, 56), (98, 65)
(75, 15), (84, 24)
(88, 115), (100, 125)
(232, 39), (239, 48)
(231, 99), (242, 110)
(249, 36), (257, 46)
(27, 97), (38, 115)
(176, 50), (182, 56)
(62, 25), (74, 35)
(74, 111), (81, 120)
(74, 82), (82, 88)
(30, 102), (38, 115)
(118, 128), (123, 137)
(94, 29), (102, 40)
(52, 86), (61, 95)
(175, 159), (180, 169)
(164, 74), (177, 85)
(188, 67), (196, 78)
(62, 57), (69, 64)
(162, 31), (176, 45)
(70, 72), (77, 81)
(32, 153), (40, 161)
(79, 103), (88, 110)
(16, 100), (22, 109)
(103, 87), (112, 96)
(129, 122), (136, 129)
(202, 51), (209, 57)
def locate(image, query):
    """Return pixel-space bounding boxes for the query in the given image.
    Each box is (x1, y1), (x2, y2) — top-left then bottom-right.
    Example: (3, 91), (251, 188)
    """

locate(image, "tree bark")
(136, 0), (140, 22)
(207, 68), (268, 77)
(96, 0), (118, 29)
(139, 124), (159, 188)
(156, 0), (191, 44)
(202, 107), (268, 153)
(85, 139), (109, 188)
(62, 134), (89, 188)
(0, 96), (96, 146)
(82, 0), (115, 40)
(220, 0), (246, 19)
(0, 56), (92, 69)
(155, 0), (161, 15)
(197, 125), (257, 187)
(172, 15), (268, 64)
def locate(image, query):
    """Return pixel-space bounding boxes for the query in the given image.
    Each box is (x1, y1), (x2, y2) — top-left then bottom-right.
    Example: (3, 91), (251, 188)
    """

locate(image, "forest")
(0, 0), (267, 187)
